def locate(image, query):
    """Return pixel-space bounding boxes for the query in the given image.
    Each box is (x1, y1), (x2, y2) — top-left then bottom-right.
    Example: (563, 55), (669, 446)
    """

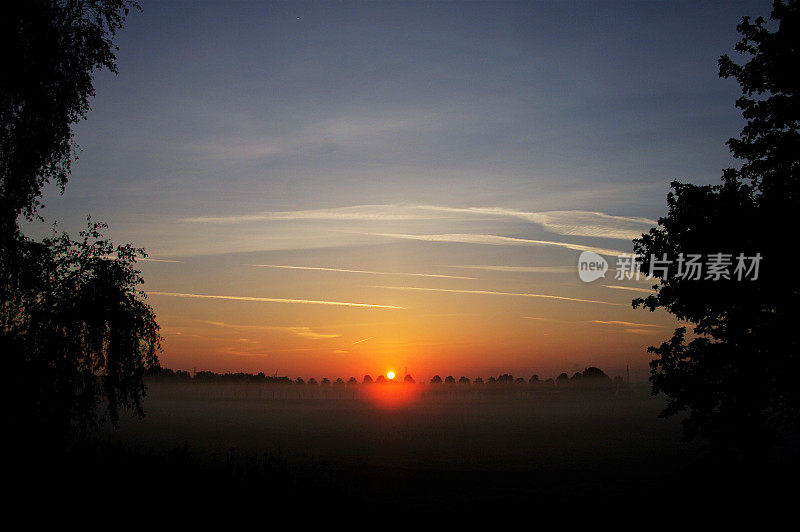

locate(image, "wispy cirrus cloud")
(524, 317), (667, 333)
(525, 317), (665, 328)
(371, 233), (628, 257)
(603, 284), (655, 294)
(531, 210), (653, 240)
(147, 291), (404, 309)
(217, 345), (316, 357)
(370, 286), (624, 306)
(590, 320), (664, 328)
(412, 205), (655, 240)
(180, 203), (654, 241)
(523, 316), (570, 322)
(203, 320), (341, 339)
(181, 205), (439, 224)
(448, 264), (574, 273)
(623, 328), (659, 335)
(247, 264), (473, 280)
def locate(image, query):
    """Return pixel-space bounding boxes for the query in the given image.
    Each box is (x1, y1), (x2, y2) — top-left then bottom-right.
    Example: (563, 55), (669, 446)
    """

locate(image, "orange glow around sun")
(358, 370), (421, 410)
(361, 384), (421, 410)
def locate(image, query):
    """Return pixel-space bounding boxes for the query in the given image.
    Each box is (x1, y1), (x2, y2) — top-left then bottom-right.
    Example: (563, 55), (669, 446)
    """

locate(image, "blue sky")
(25, 0), (770, 378)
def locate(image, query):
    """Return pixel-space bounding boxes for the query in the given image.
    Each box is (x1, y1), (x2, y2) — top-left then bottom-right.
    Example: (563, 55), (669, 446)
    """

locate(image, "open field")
(103, 382), (707, 508)
(13, 381), (796, 513)
(117, 382), (693, 472)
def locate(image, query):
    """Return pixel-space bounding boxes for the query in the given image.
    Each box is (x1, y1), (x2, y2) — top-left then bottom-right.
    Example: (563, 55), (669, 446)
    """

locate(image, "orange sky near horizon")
(143, 236), (677, 383)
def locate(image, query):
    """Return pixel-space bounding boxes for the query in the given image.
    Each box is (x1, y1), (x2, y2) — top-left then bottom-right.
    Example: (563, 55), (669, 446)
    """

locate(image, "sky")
(26, 0), (770, 381)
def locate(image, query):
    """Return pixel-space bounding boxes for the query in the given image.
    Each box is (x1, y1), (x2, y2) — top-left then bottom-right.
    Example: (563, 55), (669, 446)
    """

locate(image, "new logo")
(578, 251), (608, 282)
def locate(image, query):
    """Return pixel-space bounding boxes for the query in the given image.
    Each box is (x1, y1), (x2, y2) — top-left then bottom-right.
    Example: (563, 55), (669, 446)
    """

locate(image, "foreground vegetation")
(15, 381), (798, 513)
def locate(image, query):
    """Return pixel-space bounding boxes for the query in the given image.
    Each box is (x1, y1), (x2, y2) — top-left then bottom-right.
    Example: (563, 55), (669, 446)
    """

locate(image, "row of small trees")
(148, 366), (620, 386)
(430, 367), (618, 386)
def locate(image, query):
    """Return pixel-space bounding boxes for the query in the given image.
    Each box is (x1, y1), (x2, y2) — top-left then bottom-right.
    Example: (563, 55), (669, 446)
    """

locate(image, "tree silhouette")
(581, 367), (611, 382)
(444, 376), (456, 384)
(570, 367), (613, 389)
(1, 0), (140, 234)
(0, 1), (160, 444)
(403, 374), (415, 384)
(556, 373), (570, 386)
(458, 376), (471, 385)
(362, 375), (373, 384)
(347, 377), (358, 385)
(634, 0), (800, 456)
(430, 375), (443, 384)
(4, 222), (160, 439)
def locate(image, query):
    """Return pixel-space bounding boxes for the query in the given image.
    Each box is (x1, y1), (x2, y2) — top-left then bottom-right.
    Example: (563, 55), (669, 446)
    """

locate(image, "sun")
(386, 371), (396, 380)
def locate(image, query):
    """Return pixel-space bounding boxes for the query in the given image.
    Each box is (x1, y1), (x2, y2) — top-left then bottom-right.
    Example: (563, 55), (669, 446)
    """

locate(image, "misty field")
(103, 382), (716, 508)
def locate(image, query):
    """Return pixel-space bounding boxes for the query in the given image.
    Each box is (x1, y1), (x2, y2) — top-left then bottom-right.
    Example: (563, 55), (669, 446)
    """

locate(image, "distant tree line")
(147, 366), (623, 388)
(428, 366), (619, 388)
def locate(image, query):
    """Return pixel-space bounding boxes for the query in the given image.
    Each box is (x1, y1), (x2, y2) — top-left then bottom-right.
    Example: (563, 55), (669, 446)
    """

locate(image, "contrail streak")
(148, 291), (405, 309)
(603, 284), (655, 294)
(590, 320), (664, 328)
(371, 232), (628, 257)
(247, 264), (473, 280)
(447, 264), (574, 273)
(370, 286), (624, 306)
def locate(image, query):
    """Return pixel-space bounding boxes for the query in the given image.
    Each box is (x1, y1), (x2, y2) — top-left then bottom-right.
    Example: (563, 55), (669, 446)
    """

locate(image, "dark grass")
(8, 382), (799, 515)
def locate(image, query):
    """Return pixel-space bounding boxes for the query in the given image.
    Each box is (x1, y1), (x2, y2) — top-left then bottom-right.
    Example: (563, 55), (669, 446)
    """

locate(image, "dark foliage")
(1, 221), (160, 440)
(634, 0), (800, 457)
(1, 0), (140, 231)
(1, 1), (157, 444)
